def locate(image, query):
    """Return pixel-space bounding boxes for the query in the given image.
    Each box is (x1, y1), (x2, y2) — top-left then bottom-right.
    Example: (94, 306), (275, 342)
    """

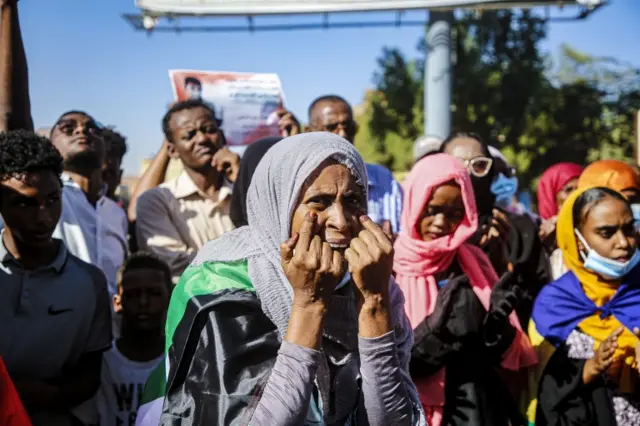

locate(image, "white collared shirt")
(53, 174), (128, 296)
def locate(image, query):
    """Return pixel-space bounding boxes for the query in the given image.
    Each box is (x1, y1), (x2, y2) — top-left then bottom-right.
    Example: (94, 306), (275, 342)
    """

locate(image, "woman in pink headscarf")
(394, 153), (536, 426)
(536, 163), (583, 241)
(536, 162), (583, 278)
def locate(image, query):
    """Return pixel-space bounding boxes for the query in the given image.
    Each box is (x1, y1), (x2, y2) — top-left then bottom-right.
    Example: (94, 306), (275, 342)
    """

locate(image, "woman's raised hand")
(281, 211), (345, 309)
(583, 327), (623, 384)
(345, 215), (394, 305)
(539, 216), (557, 241)
(345, 216), (395, 338)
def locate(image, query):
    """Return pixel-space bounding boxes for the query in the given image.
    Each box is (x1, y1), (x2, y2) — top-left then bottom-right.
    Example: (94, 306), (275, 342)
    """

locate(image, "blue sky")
(18, 0), (640, 174)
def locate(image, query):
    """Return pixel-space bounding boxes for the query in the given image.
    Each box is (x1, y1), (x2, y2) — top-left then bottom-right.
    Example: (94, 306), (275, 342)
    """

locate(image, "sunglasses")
(463, 156), (494, 178)
(55, 118), (104, 136)
(323, 121), (356, 133)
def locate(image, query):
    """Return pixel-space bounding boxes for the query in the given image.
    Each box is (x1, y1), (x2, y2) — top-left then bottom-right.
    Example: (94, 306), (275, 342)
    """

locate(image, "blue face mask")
(575, 229), (640, 279)
(490, 173), (519, 208)
(631, 204), (640, 232)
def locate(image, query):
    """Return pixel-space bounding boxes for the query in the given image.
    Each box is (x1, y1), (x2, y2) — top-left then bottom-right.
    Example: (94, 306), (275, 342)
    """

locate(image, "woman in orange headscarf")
(549, 160), (640, 279)
(579, 160), (640, 202)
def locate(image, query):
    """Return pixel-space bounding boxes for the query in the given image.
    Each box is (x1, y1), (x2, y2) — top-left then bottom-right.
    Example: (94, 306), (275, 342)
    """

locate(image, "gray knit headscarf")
(192, 132), (424, 424)
(194, 132), (367, 334)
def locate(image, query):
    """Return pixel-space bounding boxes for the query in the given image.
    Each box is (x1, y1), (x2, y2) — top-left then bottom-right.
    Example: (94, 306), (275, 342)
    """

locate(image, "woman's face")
(556, 177), (578, 211)
(417, 182), (465, 242)
(290, 162), (366, 253)
(577, 197), (637, 265)
(442, 137), (493, 213)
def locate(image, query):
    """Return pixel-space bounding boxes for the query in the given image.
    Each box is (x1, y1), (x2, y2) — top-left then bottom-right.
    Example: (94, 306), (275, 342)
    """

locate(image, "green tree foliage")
(358, 10), (640, 189)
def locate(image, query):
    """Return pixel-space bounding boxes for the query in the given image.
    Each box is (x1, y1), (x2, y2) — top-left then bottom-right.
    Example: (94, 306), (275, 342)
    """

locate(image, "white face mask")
(575, 229), (640, 279)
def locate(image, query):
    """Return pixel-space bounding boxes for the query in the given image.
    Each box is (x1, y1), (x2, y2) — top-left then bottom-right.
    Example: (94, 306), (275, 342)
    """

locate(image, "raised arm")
(128, 141), (170, 221)
(135, 187), (196, 280)
(0, 0), (33, 131)
(249, 212), (347, 425)
(346, 216), (422, 425)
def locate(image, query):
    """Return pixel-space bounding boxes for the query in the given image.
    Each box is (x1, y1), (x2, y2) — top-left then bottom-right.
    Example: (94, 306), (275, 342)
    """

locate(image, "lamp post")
(424, 11), (454, 140)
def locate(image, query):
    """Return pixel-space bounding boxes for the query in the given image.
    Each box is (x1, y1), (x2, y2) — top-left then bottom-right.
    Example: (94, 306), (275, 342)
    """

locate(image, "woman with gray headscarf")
(160, 132), (425, 425)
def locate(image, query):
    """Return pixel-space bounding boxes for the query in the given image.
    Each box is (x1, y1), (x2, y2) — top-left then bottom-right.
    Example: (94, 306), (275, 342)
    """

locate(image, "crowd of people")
(2, 1), (640, 425)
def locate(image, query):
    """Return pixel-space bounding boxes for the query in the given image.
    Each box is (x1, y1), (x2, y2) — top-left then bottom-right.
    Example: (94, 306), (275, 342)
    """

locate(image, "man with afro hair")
(0, 130), (112, 426)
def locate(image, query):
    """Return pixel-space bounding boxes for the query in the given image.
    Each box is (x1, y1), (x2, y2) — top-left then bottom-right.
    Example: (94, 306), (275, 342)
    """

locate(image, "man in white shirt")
(49, 111), (128, 297)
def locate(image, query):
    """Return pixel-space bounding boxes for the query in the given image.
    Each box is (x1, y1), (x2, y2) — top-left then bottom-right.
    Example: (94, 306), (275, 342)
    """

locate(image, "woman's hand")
(281, 212), (345, 349)
(539, 216), (557, 240)
(539, 216), (558, 249)
(345, 215), (394, 338)
(583, 327), (623, 384)
(484, 271), (521, 349)
(478, 209), (511, 248)
(345, 216), (394, 304)
(478, 209), (511, 275)
(281, 211), (345, 309)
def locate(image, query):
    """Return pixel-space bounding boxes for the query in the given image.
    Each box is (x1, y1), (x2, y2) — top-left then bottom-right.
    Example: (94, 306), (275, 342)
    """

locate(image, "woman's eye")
(347, 197), (363, 208)
(424, 207), (437, 217)
(308, 198), (330, 208)
(451, 211), (465, 220)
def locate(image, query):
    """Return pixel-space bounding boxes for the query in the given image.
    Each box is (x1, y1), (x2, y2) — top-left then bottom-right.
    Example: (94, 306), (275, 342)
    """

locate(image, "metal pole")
(424, 11), (453, 140)
(635, 110), (640, 167)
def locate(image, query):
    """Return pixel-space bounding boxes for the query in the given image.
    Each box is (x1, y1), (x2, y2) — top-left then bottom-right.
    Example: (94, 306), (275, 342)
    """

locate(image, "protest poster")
(169, 70), (285, 151)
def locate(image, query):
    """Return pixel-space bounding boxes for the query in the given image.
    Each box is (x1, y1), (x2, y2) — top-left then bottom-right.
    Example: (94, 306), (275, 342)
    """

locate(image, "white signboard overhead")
(137, 0), (601, 15)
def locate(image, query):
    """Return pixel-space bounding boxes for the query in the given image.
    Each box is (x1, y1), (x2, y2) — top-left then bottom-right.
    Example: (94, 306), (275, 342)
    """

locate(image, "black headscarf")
(440, 132), (496, 222)
(229, 137), (282, 227)
(440, 132), (551, 325)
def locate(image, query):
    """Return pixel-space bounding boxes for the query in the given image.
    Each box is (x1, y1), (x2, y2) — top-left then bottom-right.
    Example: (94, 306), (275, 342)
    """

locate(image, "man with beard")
(440, 132), (551, 326)
(135, 100), (240, 281)
(48, 112), (128, 302)
(0, 0), (127, 298)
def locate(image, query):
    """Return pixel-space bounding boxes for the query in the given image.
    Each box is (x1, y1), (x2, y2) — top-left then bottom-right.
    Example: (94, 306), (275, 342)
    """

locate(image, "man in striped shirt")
(306, 95), (403, 234)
